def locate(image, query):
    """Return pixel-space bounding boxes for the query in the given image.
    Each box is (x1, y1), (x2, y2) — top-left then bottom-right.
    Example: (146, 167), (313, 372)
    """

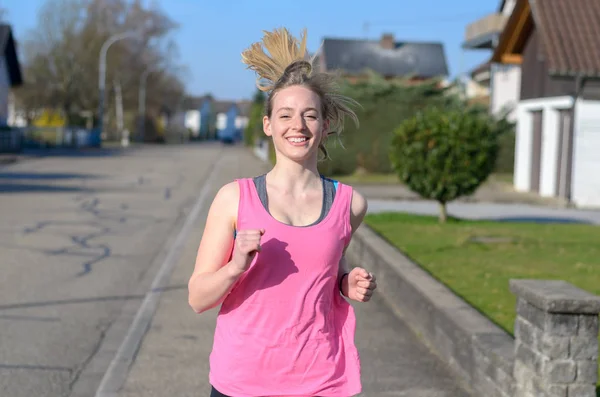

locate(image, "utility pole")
(114, 78), (125, 145)
(98, 31), (139, 139)
(138, 67), (152, 142)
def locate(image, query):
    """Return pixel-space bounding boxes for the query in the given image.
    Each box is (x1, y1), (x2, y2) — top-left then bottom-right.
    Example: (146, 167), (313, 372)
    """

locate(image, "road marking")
(94, 155), (222, 397)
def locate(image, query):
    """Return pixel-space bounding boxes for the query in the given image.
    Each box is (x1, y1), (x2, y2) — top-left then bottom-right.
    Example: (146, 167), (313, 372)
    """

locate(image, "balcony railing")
(464, 13), (508, 48)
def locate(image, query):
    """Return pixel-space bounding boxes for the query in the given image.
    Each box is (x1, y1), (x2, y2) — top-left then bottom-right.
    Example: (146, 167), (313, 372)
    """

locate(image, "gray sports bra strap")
(252, 174), (336, 227)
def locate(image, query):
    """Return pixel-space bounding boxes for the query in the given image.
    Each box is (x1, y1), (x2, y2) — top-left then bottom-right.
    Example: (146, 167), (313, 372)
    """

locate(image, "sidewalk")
(354, 180), (568, 207)
(0, 153), (20, 166)
(111, 148), (471, 397)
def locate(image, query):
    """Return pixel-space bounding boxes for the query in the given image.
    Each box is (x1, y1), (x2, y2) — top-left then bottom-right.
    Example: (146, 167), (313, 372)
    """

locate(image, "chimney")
(380, 33), (395, 49)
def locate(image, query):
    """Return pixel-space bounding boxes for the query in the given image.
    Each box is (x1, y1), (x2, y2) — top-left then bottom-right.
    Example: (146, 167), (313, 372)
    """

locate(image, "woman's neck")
(267, 156), (321, 193)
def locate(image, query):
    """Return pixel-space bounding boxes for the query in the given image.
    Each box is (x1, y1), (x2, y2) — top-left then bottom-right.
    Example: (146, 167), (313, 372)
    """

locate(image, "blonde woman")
(188, 28), (377, 397)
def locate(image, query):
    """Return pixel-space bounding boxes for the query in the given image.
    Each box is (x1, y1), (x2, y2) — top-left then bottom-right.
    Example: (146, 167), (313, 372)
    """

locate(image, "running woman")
(188, 27), (377, 397)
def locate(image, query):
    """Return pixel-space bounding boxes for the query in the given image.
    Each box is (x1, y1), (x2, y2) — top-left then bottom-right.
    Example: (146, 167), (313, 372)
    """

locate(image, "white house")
(0, 24), (23, 126)
(462, 0), (521, 121)
(491, 0), (600, 208)
(490, 0), (521, 121)
(184, 110), (200, 137)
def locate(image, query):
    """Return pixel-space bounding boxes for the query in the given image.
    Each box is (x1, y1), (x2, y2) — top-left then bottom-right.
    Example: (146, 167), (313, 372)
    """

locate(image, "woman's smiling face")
(263, 85), (328, 163)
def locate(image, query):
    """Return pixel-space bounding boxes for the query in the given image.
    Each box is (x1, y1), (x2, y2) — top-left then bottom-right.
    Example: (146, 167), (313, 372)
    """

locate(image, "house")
(180, 94), (213, 140)
(214, 100), (242, 143)
(491, 0), (600, 207)
(235, 100), (251, 137)
(465, 61), (492, 106)
(314, 33), (448, 83)
(0, 24), (23, 126)
(163, 95), (251, 143)
(197, 96), (213, 139)
(462, 0), (521, 120)
(161, 94), (214, 141)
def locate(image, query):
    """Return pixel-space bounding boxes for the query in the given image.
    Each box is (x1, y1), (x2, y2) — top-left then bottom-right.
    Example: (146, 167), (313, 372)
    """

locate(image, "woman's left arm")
(338, 190), (377, 302)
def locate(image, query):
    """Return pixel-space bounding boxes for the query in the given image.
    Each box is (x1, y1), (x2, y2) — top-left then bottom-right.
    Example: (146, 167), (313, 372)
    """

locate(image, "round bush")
(390, 106), (500, 221)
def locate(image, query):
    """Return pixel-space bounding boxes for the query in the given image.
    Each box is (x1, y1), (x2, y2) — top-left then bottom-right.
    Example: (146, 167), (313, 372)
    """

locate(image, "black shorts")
(210, 386), (229, 397)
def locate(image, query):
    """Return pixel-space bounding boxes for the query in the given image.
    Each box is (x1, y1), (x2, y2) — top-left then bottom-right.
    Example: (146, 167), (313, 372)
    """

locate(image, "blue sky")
(4, 0), (499, 101)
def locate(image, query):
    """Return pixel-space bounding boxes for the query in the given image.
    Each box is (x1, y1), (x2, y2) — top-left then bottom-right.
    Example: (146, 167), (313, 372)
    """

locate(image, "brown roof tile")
(535, 0), (600, 76)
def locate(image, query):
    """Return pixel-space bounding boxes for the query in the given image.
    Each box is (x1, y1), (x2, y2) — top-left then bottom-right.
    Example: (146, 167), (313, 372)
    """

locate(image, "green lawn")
(364, 212), (600, 387)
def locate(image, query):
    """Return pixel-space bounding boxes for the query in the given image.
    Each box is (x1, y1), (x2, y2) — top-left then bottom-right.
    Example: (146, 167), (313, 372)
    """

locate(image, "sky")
(2, 0), (499, 102)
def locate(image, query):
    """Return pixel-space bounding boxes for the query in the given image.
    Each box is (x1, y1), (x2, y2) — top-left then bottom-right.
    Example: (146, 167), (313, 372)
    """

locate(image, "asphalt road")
(0, 143), (228, 397)
(0, 143), (470, 397)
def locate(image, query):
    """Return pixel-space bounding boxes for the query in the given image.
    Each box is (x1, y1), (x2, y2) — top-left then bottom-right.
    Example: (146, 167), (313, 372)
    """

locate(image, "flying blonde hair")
(241, 27), (359, 158)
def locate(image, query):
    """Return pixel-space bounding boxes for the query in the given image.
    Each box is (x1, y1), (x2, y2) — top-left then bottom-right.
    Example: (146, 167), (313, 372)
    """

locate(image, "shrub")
(317, 135), (358, 176)
(465, 104), (516, 174)
(336, 72), (453, 174)
(390, 106), (500, 222)
(494, 128), (515, 173)
(244, 90), (266, 147)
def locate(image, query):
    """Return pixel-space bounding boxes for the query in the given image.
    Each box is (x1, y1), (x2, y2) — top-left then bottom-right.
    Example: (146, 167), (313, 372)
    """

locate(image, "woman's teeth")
(288, 137), (307, 143)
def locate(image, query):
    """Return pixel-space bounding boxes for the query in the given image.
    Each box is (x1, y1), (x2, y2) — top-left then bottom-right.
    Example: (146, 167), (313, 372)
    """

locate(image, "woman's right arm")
(187, 181), (242, 314)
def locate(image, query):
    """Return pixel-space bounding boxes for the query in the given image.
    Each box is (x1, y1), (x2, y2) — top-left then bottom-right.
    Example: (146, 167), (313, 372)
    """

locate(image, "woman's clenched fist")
(230, 229), (265, 276)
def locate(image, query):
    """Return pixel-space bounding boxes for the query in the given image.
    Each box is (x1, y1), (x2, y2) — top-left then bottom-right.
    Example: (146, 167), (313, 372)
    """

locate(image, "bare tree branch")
(14, 0), (186, 130)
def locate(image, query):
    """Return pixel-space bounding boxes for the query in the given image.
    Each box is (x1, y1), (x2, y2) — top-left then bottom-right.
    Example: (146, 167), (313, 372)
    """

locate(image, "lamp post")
(137, 67), (153, 142)
(97, 31), (139, 138)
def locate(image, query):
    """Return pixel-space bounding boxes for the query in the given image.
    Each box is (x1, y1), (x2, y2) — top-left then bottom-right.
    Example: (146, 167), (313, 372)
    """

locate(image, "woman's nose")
(291, 114), (305, 130)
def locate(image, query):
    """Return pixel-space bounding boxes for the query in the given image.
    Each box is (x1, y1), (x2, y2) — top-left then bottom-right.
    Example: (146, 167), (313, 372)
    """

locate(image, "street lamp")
(97, 31), (139, 139)
(138, 67), (153, 142)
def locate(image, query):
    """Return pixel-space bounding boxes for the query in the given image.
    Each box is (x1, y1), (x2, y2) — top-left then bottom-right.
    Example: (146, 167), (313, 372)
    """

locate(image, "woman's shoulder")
(320, 177), (364, 204)
(215, 180), (240, 199)
(330, 180), (367, 230)
(349, 188), (367, 220)
(211, 177), (256, 208)
(320, 176), (367, 224)
(209, 180), (241, 216)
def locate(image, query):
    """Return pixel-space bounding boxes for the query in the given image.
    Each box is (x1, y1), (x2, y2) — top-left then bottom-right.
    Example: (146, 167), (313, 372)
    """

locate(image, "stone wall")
(511, 280), (599, 397)
(346, 225), (600, 397)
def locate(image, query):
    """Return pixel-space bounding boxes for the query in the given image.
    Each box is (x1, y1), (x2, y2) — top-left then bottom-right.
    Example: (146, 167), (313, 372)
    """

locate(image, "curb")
(346, 225), (516, 397)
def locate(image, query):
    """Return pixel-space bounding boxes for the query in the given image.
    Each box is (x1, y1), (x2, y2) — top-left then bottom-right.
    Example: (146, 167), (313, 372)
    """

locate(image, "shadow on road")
(0, 171), (104, 194)
(21, 147), (133, 158)
(0, 184), (94, 193)
(0, 172), (104, 180)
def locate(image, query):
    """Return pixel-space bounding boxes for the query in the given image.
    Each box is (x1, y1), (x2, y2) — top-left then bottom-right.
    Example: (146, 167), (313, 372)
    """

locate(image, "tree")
(13, 0), (186, 137)
(243, 89), (265, 147)
(390, 106), (500, 223)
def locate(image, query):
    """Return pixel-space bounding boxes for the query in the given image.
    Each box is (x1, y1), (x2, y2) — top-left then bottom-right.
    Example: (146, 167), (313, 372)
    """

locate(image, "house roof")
(470, 61), (491, 78)
(236, 100), (252, 117)
(0, 24), (23, 87)
(490, 0), (533, 65)
(535, 0), (600, 77)
(320, 36), (448, 78)
(212, 101), (237, 114)
(182, 94), (212, 110)
(491, 0), (600, 77)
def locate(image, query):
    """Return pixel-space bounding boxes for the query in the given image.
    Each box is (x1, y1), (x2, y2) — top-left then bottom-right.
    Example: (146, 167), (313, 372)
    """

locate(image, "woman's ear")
(321, 119), (330, 144)
(263, 115), (272, 137)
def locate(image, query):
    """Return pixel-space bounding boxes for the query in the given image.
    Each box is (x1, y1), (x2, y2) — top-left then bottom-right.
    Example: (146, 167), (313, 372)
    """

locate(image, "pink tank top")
(209, 178), (361, 397)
